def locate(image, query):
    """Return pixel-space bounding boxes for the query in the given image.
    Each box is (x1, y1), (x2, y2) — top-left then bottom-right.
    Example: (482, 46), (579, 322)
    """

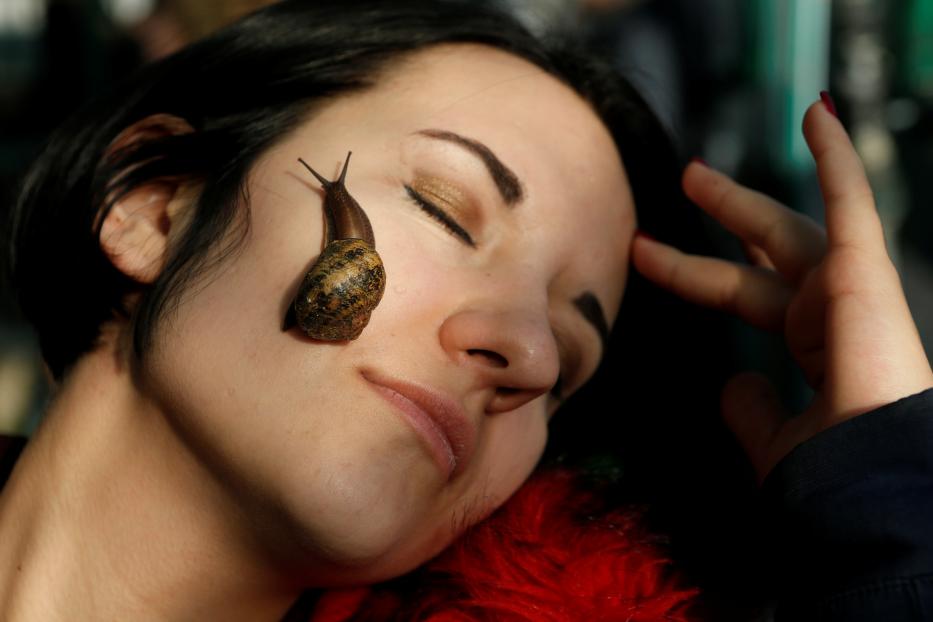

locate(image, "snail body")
(286, 152), (386, 341)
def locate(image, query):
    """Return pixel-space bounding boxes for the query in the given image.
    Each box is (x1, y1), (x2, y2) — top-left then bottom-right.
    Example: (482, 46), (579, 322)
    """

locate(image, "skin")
(0, 45), (633, 620)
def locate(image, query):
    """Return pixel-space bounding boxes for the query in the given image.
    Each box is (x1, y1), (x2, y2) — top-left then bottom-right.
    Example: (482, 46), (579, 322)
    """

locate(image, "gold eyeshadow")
(408, 174), (474, 223)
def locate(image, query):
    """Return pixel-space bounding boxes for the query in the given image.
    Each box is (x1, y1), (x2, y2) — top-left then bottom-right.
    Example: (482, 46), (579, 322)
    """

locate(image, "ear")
(98, 114), (195, 284)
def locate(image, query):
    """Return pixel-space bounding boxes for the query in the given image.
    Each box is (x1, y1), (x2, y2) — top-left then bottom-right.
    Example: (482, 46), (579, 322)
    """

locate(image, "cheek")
(140, 292), (448, 579)
(487, 407), (549, 486)
(458, 407), (549, 523)
(360, 205), (469, 332)
(136, 225), (378, 529)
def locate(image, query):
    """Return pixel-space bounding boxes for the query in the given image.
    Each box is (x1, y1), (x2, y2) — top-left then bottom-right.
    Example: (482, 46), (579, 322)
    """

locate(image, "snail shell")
(285, 152), (386, 340)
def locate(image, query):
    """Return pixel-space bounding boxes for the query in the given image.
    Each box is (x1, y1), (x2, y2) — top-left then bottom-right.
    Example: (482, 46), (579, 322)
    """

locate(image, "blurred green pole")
(899, 0), (933, 99)
(754, 0), (832, 183)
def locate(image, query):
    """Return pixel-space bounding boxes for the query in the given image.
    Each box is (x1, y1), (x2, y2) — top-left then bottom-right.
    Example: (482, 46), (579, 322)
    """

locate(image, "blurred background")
(1, 0), (930, 618)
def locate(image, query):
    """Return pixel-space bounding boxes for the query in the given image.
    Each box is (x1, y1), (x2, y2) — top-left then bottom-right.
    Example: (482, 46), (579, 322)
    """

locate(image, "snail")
(283, 152), (386, 340)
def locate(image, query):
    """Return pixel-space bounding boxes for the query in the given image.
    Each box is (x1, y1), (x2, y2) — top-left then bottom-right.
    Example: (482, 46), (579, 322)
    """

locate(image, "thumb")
(721, 372), (787, 482)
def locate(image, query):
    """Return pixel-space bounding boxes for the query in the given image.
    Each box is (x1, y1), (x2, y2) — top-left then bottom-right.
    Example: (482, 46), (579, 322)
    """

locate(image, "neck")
(0, 344), (307, 621)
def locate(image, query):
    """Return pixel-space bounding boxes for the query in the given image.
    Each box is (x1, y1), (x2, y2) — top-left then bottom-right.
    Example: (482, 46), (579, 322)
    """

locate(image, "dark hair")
(6, 0), (683, 380)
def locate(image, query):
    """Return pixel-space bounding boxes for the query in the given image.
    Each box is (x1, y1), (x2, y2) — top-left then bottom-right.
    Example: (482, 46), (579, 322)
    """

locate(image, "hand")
(631, 96), (933, 482)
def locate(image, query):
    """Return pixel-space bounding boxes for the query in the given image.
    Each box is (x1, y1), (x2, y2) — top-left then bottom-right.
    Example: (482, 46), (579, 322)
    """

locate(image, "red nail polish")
(634, 229), (657, 242)
(690, 156), (707, 166)
(820, 90), (838, 117)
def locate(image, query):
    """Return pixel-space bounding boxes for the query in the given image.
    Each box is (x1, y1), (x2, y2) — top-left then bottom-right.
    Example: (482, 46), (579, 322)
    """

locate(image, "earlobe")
(97, 114), (196, 284)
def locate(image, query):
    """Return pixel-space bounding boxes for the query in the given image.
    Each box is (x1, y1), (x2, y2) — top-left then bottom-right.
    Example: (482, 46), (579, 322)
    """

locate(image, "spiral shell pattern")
(294, 238), (385, 340)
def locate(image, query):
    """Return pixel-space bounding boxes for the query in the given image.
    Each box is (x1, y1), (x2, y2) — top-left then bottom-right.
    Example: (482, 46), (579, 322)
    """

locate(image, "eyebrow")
(415, 129), (524, 205)
(573, 292), (610, 353)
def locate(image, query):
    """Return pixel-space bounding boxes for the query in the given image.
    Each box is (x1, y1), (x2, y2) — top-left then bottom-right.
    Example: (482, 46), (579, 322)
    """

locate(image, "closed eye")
(550, 373), (564, 401)
(549, 327), (586, 402)
(404, 184), (476, 247)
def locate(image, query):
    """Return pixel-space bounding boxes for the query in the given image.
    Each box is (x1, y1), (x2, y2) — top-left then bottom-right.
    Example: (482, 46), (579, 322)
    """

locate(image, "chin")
(282, 506), (455, 588)
(266, 449), (453, 585)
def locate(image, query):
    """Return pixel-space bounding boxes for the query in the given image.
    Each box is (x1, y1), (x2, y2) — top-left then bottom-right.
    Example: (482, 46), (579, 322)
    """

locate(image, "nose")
(438, 307), (561, 414)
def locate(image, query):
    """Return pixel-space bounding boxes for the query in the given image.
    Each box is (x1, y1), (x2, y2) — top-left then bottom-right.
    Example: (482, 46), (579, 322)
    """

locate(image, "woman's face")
(142, 44), (635, 584)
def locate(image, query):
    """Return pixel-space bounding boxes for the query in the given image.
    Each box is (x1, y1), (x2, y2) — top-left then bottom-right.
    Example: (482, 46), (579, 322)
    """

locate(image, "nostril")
(467, 348), (508, 368)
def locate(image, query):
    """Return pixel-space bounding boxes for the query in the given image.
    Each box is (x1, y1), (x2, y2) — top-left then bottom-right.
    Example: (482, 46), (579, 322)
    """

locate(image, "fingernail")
(634, 229), (657, 242)
(820, 90), (838, 117)
(690, 156), (707, 166)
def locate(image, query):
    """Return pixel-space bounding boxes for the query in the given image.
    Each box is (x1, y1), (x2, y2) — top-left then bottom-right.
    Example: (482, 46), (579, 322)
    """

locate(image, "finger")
(822, 252), (933, 417)
(632, 234), (793, 332)
(801, 96), (885, 254)
(683, 161), (826, 283)
(720, 372), (787, 483)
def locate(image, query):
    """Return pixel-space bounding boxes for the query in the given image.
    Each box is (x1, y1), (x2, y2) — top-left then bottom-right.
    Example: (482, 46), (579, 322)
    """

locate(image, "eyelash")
(403, 185), (476, 247)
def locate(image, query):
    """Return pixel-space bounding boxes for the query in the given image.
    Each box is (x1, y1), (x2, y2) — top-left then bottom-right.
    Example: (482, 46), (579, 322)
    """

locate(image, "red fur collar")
(309, 468), (699, 621)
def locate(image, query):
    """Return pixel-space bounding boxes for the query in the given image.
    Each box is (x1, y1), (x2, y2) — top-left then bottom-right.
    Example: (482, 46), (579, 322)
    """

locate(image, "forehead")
(367, 45), (627, 183)
(297, 43), (635, 319)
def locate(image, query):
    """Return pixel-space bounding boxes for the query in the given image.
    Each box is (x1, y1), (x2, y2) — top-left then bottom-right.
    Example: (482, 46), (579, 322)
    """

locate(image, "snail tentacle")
(298, 152), (374, 245)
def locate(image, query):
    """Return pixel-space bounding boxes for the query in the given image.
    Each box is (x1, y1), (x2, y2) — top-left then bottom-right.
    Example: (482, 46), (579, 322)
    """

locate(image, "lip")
(361, 370), (476, 481)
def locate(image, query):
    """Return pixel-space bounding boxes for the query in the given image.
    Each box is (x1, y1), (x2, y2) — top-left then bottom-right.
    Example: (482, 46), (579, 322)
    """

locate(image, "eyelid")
(549, 373), (564, 401)
(404, 184), (476, 247)
(549, 327), (581, 401)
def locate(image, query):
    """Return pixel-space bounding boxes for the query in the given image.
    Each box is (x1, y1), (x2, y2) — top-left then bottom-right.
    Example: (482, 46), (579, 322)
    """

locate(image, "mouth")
(361, 370), (476, 481)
